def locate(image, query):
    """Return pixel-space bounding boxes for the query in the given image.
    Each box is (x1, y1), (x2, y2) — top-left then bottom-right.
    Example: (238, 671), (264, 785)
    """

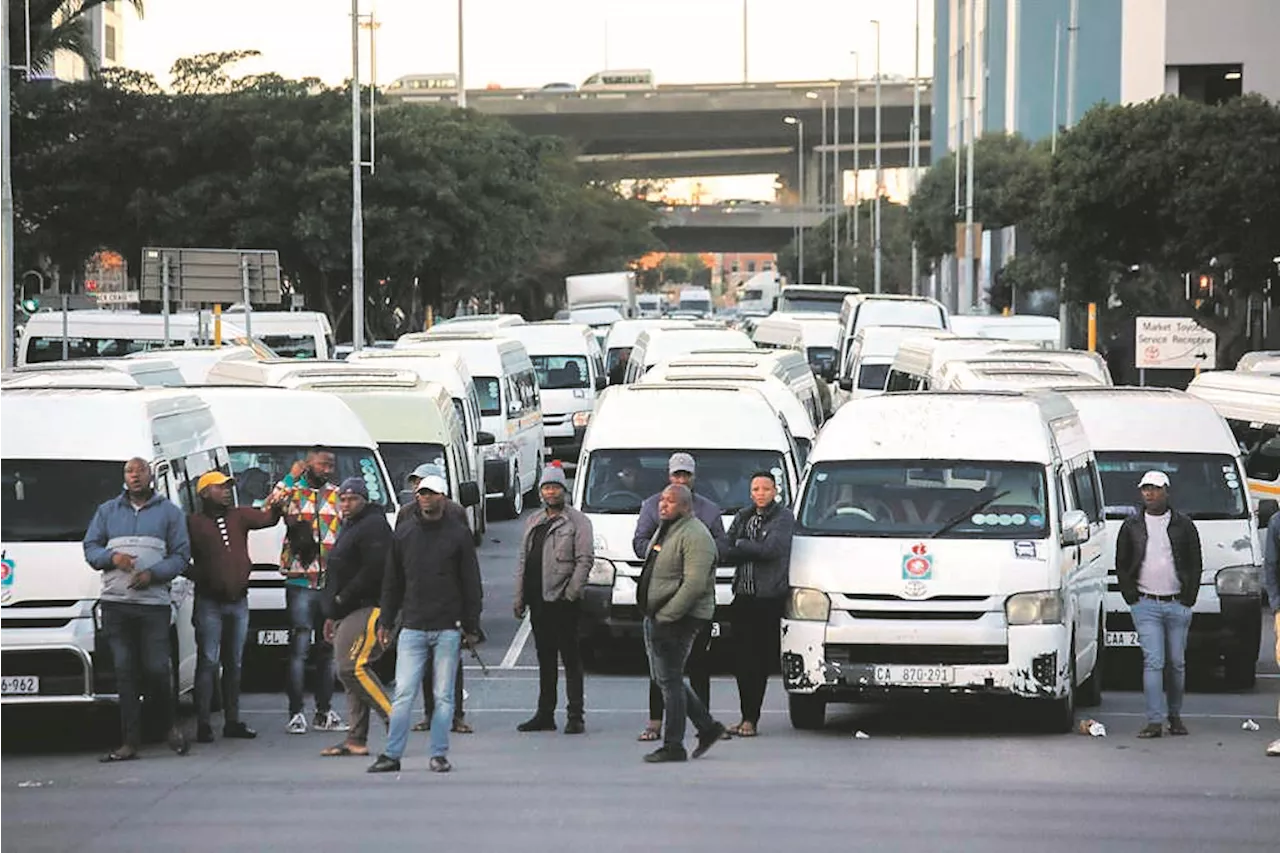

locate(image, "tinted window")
(532, 355), (589, 390)
(1224, 418), (1280, 482)
(1095, 452), (1248, 520)
(1070, 463), (1103, 523)
(798, 460), (1049, 539)
(259, 334), (318, 359)
(852, 302), (945, 334)
(25, 336), (167, 363)
(474, 376), (501, 416)
(807, 346), (837, 377)
(777, 298), (843, 313)
(227, 445), (393, 511)
(582, 449), (788, 515)
(2, 460), (125, 542)
(857, 362), (891, 391)
(378, 442), (447, 494)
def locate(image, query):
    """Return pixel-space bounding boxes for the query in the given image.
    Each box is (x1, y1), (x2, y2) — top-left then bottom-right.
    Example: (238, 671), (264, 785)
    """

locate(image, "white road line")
(499, 614), (532, 670)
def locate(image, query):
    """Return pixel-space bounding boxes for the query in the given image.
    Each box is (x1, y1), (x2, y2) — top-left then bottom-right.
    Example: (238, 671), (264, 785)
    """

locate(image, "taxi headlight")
(587, 558), (616, 586)
(572, 410), (592, 428)
(786, 587), (831, 622)
(1216, 565), (1260, 597)
(1005, 591), (1064, 626)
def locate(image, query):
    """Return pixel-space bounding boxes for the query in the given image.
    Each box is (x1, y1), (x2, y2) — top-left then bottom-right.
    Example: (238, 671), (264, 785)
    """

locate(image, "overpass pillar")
(805, 152), (822, 212)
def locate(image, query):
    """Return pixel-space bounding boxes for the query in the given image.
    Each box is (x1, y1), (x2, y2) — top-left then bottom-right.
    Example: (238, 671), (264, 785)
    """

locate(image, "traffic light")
(20, 297), (39, 314)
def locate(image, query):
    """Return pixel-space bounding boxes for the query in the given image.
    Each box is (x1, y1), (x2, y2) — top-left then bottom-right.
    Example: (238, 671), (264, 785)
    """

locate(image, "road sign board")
(92, 290), (140, 305)
(139, 248), (282, 305)
(1135, 317), (1216, 370)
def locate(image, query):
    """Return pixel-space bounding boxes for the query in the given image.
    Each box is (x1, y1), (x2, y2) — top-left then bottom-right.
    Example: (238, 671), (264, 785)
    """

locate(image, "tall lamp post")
(350, 0), (365, 350)
(784, 116), (805, 286)
(848, 51), (860, 287)
(871, 19), (882, 294)
(456, 0), (466, 108)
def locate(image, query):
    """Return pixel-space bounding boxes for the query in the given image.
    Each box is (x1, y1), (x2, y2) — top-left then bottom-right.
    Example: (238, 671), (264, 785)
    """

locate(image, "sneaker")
(314, 709), (348, 732)
(224, 721), (258, 739)
(287, 712), (308, 735)
(1137, 723), (1163, 739)
(196, 723), (215, 744)
(1266, 738), (1280, 757)
(429, 756), (452, 773)
(1167, 716), (1188, 736)
(564, 718), (585, 735)
(516, 714), (557, 733)
(367, 754), (401, 773)
(167, 725), (190, 756)
(692, 721), (727, 759)
(643, 745), (688, 763)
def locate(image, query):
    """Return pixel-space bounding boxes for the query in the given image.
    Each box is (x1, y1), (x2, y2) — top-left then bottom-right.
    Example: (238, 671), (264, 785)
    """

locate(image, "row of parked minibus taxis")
(3, 295), (1279, 733)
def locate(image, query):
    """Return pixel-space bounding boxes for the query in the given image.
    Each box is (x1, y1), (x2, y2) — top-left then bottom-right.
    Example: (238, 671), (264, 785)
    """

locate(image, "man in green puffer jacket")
(635, 484), (728, 763)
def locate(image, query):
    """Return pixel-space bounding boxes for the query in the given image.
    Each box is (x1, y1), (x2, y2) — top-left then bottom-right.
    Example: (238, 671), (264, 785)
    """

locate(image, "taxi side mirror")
(1061, 509), (1091, 546)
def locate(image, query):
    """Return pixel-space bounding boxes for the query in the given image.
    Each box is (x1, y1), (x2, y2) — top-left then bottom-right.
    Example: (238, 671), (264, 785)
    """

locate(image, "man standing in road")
(722, 471), (794, 738)
(514, 464), (593, 734)
(319, 478), (393, 758)
(401, 463), (473, 736)
(83, 458), (192, 762)
(632, 452), (727, 743)
(274, 447), (346, 736)
(186, 470), (279, 744)
(370, 471), (483, 774)
(1262, 506), (1280, 757)
(1116, 471), (1203, 739)
(637, 484), (727, 763)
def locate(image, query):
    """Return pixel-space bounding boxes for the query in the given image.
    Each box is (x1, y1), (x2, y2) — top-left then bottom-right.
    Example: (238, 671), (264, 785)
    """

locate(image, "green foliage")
(7, 1), (145, 76)
(777, 199), (914, 292)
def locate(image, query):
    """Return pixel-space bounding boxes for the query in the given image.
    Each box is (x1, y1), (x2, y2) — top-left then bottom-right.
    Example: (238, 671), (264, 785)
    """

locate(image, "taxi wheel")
(788, 694), (826, 730)
(495, 468), (523, 520)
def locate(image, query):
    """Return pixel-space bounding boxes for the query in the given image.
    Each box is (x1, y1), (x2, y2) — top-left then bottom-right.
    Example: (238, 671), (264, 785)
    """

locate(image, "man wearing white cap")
(1115, 470), (1203, 739)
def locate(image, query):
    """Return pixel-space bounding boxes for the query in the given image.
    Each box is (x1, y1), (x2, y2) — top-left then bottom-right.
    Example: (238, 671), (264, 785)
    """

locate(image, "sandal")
(734, 721), (757, 738)
(320, 743), (368, 757)
(99, 749), (139, 763)
(637, 724), (661, 742)
(451, 720), (474, 734)
(411, 719), (430, 732)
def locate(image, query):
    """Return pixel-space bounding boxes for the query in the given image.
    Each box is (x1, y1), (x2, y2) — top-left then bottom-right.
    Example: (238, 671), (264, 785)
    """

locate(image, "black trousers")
(101, 601), (174, 749)
(648, 618), (712, 720)
(531, 599), (585, 719)
(731, 595), (785, 725)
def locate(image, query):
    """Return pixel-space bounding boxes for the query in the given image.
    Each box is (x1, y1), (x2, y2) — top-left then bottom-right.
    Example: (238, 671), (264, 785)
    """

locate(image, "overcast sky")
(126, 0), (934, 88)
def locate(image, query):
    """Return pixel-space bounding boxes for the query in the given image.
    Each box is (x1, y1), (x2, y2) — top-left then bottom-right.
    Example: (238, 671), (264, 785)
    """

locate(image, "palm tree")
(7, 1), (144, 78)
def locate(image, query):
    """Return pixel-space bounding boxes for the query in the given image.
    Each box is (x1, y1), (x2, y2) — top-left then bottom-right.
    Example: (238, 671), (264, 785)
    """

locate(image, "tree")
(778, 198), (914, 293)
(7, 1), (145, 77)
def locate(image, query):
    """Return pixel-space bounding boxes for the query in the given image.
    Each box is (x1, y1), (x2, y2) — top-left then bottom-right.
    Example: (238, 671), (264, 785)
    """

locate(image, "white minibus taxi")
(665, 349), (825, 428)
(575, 383), (802, 653)
(782, 391), (1107, 732)
(935, 361), (1104, 391)
(508, 322), (606, 463)
(1059, 387), (1262, 687)
(2, 388), (229, 708)
(10, 358), (185, 387)
(405, 314), (526, 338)
(218, 310), (334, 359)
(1235, 351), (1280, 375)
(623, 325), (753, 383)
(17, 311), (252, 366)
(883, 335), (1020, 391)
(982, 349), (1113, 385)
(603, 319), (689, 385)
(949, 314), (1062, 348)
(1186, 371), (1280, 508)
(125, 345), (262, 384)
(392, 332), (544, 518)
(837, 293), (949, 356)
(186, 386), (396, 666)
(836, 326), (950, 404)
(751, 313), (842, 381)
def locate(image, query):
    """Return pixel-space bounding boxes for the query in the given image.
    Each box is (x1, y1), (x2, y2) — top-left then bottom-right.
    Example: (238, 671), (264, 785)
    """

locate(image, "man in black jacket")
(317, 478), (393, 757)
(721, 471), (794, 737)
(1115, 471), (1203, 738)
(369, 472), (483, 774)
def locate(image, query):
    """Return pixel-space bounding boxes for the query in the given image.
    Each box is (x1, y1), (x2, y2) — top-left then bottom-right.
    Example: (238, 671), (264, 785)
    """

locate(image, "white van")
(884, 335), (1022, 391)
(126, 345), (262, 384)
(204, 357), (361, 387)
(837, 293), (949, 354)
(836, 326), (951, 403)
(1186, 371), (1280, 507)
(575, 383), (802, 651)
(1, 388), (229, 708)
(407, 314), (526, 338)
(1059, 387), (1262, 687)
(782, 391), (1107, 732)
(603, 318), (689, 385)
(635, 294), (665, 319)
(623, 326), (754, 383)
(935, 361), (1104, 391)
(10, 358), (185, 388)
(507, 322), (606, 463)
(677, 287), (714, 318)
(981, 348), (1113, 385)
(282, 371), (484, 541)
(777, 285), (860, 314)
(658, 348), (826, 432)
(949, 314), (1062, 348)
(391, 332), (544, 518)
(1235, 351), (1280, 374)
(216, 310), (334, 359)
(17, 311), (250, 366)
(737, 271), (782, 317)
(186, 386), (396, 665)
(751, 313), (842, 381)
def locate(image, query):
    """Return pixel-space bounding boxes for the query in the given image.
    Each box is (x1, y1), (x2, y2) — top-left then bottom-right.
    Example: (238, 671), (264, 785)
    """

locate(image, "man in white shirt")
(1115, 471), (1204, 739)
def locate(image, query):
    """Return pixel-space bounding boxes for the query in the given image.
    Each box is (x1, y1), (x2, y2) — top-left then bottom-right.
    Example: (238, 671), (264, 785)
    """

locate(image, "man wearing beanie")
(514, 463), (594, 734)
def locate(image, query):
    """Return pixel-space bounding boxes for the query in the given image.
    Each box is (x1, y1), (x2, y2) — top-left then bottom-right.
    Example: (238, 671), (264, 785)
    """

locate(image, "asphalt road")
(4, 507), (1279, 852)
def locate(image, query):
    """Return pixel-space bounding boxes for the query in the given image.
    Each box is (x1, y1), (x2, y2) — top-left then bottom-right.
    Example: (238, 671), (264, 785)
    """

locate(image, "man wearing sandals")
(84, 458), (192, 762)
(318, 478), (393, 758)
(632, 452), (728, 743)
(721, 471), (795, 738)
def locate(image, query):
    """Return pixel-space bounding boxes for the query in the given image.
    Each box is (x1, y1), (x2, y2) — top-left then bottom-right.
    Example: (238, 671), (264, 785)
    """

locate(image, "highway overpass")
(651, 204), (829, 253)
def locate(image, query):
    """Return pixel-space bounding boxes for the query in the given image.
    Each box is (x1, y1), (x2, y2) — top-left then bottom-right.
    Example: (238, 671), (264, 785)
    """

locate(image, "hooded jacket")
(324, 503), (393, 620)
(83, 490), (191, 607)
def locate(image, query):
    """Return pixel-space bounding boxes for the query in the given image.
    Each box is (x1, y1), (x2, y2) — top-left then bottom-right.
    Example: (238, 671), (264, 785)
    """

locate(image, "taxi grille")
(825, 643), (1009, 665)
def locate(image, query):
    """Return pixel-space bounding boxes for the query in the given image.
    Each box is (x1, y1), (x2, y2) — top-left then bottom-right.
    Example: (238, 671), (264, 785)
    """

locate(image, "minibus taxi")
(603, 319), (689, 385)
(934, 361), (1104, 391)
(836, 326), (950, 405)
(623, 325), (753, 383)
(782, 391), (1107, 732)
(507, 322), (606, 463)
(1186, 371), (1280, 509)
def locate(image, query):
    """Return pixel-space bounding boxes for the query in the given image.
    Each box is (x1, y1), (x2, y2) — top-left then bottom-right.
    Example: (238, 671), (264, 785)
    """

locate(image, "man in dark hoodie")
(186, 471), (279, 744)
(318, 478), (393, 758)
(370, 471), (483, 774)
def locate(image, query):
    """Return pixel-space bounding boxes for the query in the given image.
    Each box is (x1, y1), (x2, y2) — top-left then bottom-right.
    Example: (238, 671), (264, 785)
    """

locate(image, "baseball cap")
(196, 471), (233, 493)
(415, 473), (449, 495)
(407, 462), (444, 485)
(541, 464), (568, 489)
(668, 452), (696, 475)
(338, 477), (369, 499)
(1138, 471), (1170, 489)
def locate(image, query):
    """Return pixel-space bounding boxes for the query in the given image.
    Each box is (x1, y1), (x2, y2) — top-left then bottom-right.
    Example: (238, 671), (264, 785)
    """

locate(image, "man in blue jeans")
(1115, 470), (1203, 739)
(370, 472), (483, 774)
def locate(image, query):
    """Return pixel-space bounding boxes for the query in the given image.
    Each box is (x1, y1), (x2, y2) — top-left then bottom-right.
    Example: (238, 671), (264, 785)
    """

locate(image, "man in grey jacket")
(514, 464), (594, 734)
(83, 457), (192, 762)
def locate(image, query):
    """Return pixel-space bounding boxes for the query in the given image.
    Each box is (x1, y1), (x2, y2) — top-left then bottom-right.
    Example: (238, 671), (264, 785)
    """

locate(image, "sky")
(123, 1), (934, 202)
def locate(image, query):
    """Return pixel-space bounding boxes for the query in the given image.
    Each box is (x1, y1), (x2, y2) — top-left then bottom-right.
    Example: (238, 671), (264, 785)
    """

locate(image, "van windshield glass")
(227, 446), (393, 511)
(2, 460), (124, 542)
(531, 355), (590, 390)
(605, 348), (631, 384)
(259, 335), (318, 359)
(377, 443), (448, 497)
(1095, 452), (1248, 520)
(854, 302), (945, 332)
(582, 449), (788, 515)
(1223, 418), (1280, 484)
(25, 337), (168, 363)
(474, 377), (501, 416)
(798, 460), (1048, 538)
(857, 362), (891, 391)
(806, 346), (837, 377)
(778, 296), (844, 313)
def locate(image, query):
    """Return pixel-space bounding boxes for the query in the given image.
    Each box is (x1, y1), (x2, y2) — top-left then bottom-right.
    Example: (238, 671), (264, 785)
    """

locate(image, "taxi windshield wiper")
(930, 490), (1010, 539)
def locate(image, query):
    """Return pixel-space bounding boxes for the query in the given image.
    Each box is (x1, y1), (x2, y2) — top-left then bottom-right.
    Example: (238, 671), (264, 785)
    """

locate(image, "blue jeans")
(286, 585), (334, 717)
(101, 601), (173, 749)
(194, 596), (250, 727)
(1131, 597), (1194, 724)
(385, 628), (462, 760)
(644, 616), (716, 750)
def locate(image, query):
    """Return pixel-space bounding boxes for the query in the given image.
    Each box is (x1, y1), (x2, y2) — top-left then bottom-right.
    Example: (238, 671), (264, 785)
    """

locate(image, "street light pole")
(457, 0), (466, 108)
(849, 51), (860, 286)
(872, 19), (882, 295)
(785, 116), (805, 286)
(910, 0), (921, 296)
(963, 0), (978, 313)
(832, 81), (840, 284)
(1, 7), (15, 370)
(351, 0), (366, 350)
(742, 0), (748, 83)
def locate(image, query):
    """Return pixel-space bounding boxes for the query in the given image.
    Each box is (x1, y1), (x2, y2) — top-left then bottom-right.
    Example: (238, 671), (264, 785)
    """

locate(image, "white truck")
(737, 272), (782, 318)
(565, 272), (637, 319)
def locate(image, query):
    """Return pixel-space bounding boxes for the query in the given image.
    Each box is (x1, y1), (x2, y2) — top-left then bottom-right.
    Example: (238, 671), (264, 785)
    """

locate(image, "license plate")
(1105, 631), (1141, 647)
(873, 665), (953, 686)
(257, 629), (291, 646)
(1, 675), (39, 695)
(710, 622), (721, 639)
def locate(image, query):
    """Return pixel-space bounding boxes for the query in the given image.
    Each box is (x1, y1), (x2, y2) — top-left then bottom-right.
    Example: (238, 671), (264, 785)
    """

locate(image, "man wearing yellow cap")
(187, 470), (280, 744)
